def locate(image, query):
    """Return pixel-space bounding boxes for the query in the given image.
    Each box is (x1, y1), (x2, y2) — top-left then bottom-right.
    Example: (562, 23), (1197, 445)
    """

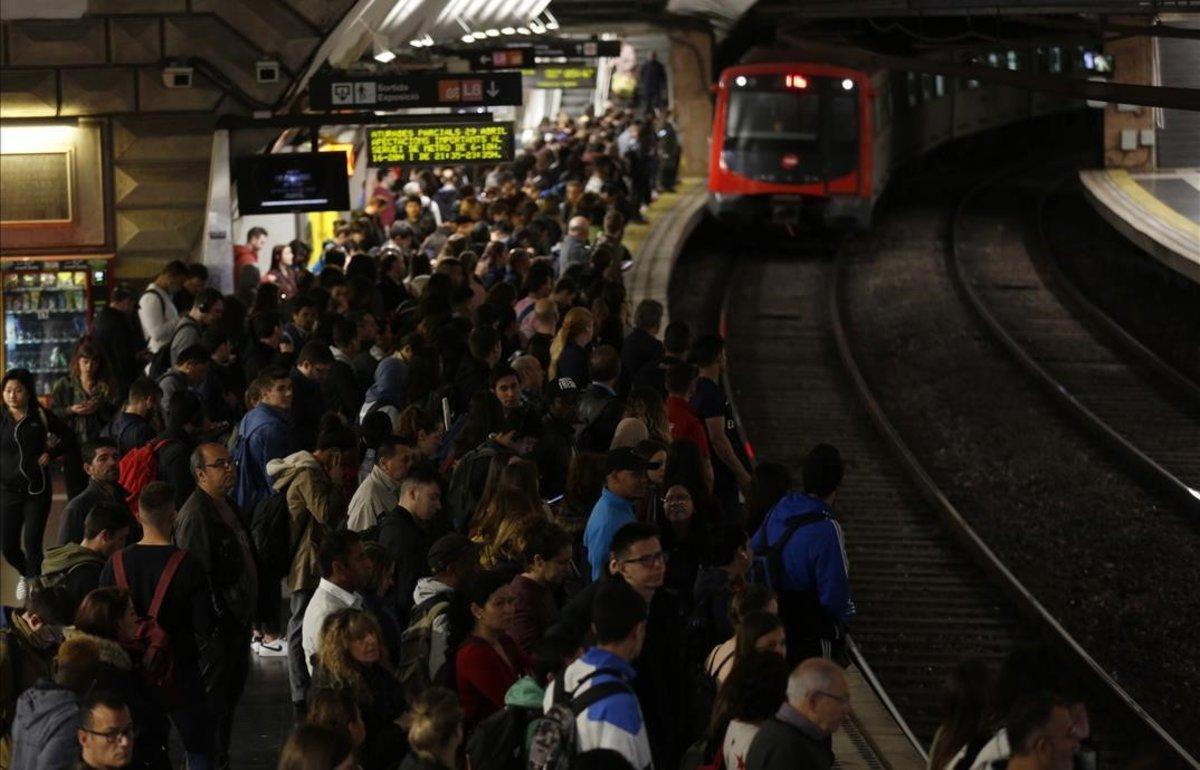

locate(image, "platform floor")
(1079, 167), (1200, 284)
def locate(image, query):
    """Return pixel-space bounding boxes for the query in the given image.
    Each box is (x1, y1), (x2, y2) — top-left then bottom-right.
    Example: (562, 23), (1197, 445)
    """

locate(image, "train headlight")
(735, 76), (747, 87)
(841, 78), (854, 91)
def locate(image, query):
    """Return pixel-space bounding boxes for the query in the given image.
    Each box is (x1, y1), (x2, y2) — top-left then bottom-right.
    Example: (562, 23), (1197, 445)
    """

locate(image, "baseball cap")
(606, 446), (662, 474)
(546, 377), (580, 401)
(427, 533), (477, 573)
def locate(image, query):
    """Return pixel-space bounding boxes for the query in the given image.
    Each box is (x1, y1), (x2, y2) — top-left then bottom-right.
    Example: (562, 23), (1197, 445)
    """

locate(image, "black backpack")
(465, 703), (537, 770)
(527, 668), (630, 770)
(750, 511), (827, 592)
(147, 317), (197, 380)
(250, 481), (301, 579)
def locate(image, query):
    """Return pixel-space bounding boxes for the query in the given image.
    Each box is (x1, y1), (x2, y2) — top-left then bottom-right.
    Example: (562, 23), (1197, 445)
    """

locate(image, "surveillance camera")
(162, 66), (193, 89)
(256, 60), (281, 84)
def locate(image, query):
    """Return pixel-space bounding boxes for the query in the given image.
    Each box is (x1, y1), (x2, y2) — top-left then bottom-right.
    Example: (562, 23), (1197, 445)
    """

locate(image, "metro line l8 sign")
(367, 123), (515, 165)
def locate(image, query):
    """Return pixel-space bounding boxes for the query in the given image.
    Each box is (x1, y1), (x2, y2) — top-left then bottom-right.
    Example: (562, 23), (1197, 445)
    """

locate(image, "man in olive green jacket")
(267, 419), (356, 711)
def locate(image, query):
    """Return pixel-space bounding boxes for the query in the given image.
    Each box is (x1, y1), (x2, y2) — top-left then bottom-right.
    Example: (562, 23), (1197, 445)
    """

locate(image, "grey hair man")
(745, 658), (850, 770)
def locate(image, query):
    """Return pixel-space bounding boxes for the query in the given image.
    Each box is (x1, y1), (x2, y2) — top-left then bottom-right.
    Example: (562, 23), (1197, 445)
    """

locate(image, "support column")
(1101, 16), (1157, 171)
(668, 28), (713, 178)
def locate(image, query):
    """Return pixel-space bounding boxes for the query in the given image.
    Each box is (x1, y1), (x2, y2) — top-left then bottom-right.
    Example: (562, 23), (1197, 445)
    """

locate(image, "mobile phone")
(544, 494), (565, 506)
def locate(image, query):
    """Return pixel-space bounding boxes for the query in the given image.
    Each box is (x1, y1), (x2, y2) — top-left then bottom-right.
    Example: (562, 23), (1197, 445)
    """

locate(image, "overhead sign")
(521, 63), (597, 90)
(535, 39), (621, 59)
(469, 46), (535, 71)
(310, 71), (522, 111)
(367, 123), (515, 165)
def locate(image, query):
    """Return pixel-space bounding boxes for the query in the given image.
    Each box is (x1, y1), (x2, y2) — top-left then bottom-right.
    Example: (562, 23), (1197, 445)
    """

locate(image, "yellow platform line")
(1107, 169), (1200, 241)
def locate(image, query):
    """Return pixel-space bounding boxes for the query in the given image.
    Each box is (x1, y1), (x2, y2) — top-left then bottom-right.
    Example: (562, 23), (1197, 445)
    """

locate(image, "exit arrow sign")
(469, 46), (535, 71)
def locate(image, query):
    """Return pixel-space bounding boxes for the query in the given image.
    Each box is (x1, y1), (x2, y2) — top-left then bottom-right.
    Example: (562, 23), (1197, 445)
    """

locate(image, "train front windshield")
(722, 75), (859, 183)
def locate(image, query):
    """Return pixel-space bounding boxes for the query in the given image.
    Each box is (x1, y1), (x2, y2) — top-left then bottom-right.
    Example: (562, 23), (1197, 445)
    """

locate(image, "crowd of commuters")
(2, 106), (1088, 770)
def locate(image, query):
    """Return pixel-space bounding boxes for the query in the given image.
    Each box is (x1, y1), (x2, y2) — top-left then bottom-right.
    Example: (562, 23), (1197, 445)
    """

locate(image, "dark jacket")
(8, 679), (80, 770)
(57, 479), (134, 546)
(620, 328), (664, 392)
(50, 375), (118, 448)
(0, 409), (55, 494)
(290, 368), (327, 451)
(551, 577), (688, 769)
(553, 342), (588, 386)
(102, 411), (158, 457)
(312, 660), (409, 769)
(232, 403), (292, 513)
(452, 355), (491, 415)
(92, 305), (142, 396)
(0, 612), (56, 761)
(744, 705), (834, 770)
(377, 506), (450, 617)
(577, 383), (623, 453)
(241, 339), (290, 384)
(155, 429), (196, 509)
(534, 414), (576, 500)
(322, 357), (365, 422)
(175, 489), (257, 629)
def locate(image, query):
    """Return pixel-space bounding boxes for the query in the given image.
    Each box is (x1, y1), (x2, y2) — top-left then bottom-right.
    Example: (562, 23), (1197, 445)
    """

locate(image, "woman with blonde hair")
(469, 487), (541, 545)
(547, 306), (593, 383)
(399, 687), (463, 770)
(479, 511), (544, 574)
(311, 608), (407, 762)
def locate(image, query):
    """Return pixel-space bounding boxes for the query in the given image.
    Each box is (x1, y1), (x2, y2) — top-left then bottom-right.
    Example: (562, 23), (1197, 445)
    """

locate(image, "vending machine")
(2, 256), (113, 396)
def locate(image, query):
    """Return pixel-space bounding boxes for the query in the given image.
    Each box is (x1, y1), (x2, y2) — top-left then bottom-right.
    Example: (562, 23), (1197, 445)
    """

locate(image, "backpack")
(146, 317), (195, 380)
(447, 443), (499, 529)
(111, 548), (185, 693)
(118, 439), (172, 510)
(466, 704), (537, 770)
(749, 511), (827, 592)
(526, 668), (631, 770)
(396, 592), (453, 701)
(249, 481), (300, 580)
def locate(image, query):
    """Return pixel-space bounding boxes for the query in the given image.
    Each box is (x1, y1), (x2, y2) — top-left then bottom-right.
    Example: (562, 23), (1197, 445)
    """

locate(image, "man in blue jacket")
(583, 448), (659, 580)
(751, 443), (854, 663)
(233, 368), (293, 513)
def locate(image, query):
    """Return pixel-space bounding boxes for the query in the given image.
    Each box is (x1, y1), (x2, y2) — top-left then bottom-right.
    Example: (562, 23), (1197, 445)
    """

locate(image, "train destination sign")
(367, 123), (515, 165)
(535, 39), (621, 59)
(469, 46), (535, 71)
(521, 63), (597, 90)
(310, 71), (522, 110)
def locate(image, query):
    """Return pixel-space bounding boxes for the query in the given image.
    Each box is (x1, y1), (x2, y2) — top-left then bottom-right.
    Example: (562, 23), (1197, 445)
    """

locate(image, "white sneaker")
(255, 639), (288, 657)
(14, 576), (29, 604)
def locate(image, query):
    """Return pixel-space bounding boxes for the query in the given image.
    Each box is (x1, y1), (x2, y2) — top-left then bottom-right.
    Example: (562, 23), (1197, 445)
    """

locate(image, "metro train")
(708, 43), (1099, 228)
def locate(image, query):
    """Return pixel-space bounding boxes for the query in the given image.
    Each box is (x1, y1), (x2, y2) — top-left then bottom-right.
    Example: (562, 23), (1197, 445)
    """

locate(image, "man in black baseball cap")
(535, 377), (582, 499)
(582, 447), (661, 580)
(412, 533), (479, 682)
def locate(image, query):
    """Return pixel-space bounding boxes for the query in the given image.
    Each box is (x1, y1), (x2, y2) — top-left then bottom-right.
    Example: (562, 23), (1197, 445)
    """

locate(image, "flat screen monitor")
(235, 153), (349, 215)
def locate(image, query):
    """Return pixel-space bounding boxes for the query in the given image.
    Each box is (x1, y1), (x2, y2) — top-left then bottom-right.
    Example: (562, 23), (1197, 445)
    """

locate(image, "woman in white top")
(709, 650), (790, 770)
(704, 584), (778, 685)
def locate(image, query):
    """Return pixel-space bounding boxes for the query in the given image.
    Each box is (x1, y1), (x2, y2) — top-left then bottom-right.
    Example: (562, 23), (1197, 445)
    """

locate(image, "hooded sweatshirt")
(9, 680), (79, 770)
(412, 576), (454, 681)
(268, 451), (345, 591)
(39, 543), (106, 608)
(361, 357), (408, 420)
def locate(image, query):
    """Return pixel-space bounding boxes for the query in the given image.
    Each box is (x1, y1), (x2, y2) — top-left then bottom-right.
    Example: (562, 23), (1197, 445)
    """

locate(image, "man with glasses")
(1001, 693), (1081, 770)
(176, 442), (257, 770)
(745, 658), (850, 770)
(76, 691), (135, 770)
(583, 448), (659, 580)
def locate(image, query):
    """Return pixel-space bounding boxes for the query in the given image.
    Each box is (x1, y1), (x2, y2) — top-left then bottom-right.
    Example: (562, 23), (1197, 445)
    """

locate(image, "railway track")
(686, 183), (1199, 765)
(949, 172), (1200, 517)
(719, 243), (1032, 746)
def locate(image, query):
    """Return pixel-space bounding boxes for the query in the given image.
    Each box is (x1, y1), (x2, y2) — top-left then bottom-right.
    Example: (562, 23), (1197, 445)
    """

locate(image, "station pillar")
(1100, 16), (1157, 171)
(668, 29), (713, 178)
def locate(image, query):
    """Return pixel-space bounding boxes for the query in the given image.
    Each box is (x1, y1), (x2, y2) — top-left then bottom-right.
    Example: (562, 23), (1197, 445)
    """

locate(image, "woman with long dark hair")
(2, 369), (65, 593)
(263, 243), (300, 300)
(452, 570), (532, 731)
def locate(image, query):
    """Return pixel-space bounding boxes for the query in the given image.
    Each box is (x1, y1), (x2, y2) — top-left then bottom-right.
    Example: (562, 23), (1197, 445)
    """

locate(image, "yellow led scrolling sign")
(367, 123), (515, 165)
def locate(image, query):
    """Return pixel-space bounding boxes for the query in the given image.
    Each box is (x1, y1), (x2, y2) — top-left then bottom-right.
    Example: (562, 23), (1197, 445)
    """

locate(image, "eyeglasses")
(621, 551), (666, 567)
(83, 725), (137, 743)
(815, 690), (850, 706)
(203, 459), (234, 469)
(663, 496), (691, 505)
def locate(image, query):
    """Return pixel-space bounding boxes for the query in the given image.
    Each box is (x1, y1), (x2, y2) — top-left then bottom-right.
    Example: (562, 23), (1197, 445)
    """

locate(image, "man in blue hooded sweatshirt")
(233, 368), (293, 514)
(751, 443), (854, 664)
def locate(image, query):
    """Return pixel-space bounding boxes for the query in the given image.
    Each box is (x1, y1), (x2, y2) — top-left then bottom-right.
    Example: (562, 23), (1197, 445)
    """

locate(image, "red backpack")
(111, 548), (184, 694)
(118, 439), (171, 510)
